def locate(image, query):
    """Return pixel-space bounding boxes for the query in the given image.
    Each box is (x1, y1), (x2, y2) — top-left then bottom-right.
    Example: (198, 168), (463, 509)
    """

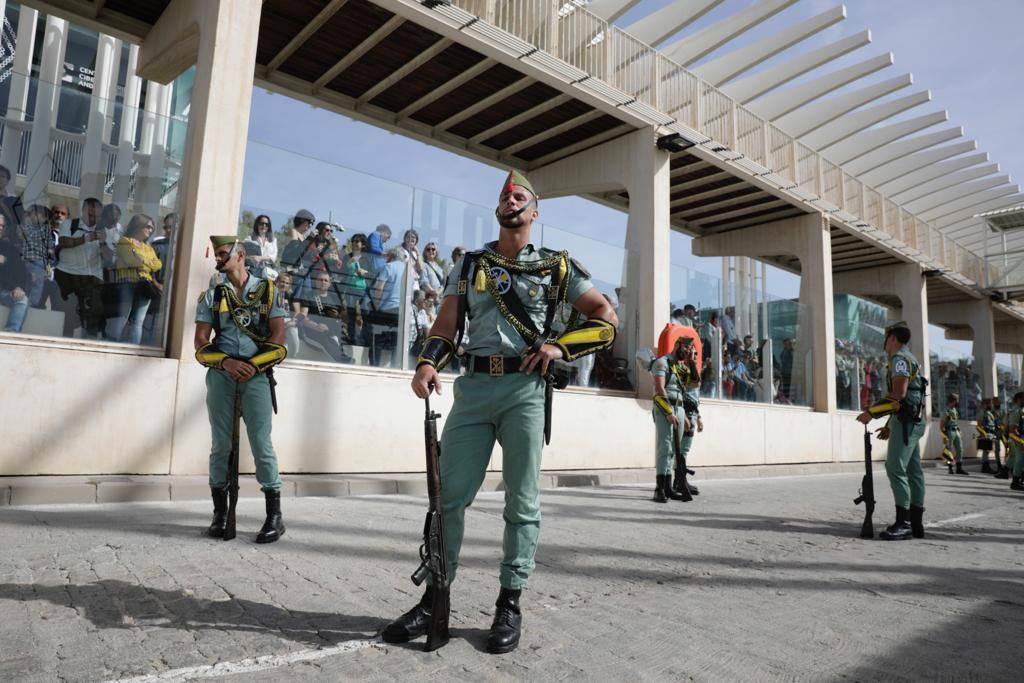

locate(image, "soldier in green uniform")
(1009, 392), (1024, 491)
(856, 321), (928, 541)
(993, 396), (1011, 479)
(381, 170), (618, 654)
(194, 236), (288, 543)
(977, 398), (997, 474)
(941, 393), (967, 475)
(675, 341), (703, 497)
(651, 337), (700, 502)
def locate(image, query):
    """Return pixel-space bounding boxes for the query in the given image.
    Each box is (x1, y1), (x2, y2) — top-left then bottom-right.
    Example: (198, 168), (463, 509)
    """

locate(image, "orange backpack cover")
(657, 323), (702, 369)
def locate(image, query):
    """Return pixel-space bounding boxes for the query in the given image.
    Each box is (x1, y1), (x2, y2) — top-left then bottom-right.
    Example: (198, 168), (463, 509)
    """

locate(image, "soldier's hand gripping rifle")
(410, 389), (450, 651)
(672, 420), (694, 503)
(223, 381), (243, 541)
(853, 425), (875, 539)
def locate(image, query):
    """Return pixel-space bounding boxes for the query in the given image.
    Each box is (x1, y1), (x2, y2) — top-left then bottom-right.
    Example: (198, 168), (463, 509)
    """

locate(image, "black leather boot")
(879, 507), (913, 541)
(255, 490), (285, 543)
(1011, 476), (1024, 491)
(947, 462), (954, 474)
(686, 480), (700, 496)
(208, 487), (228, 538)
(995, 466), (1010, 479)
(980, 462), (995, 474)
(382, 587), (433, 643)
(487, 587), (522, 654)
(653, 475), (668, 503)
(955, 463), (969, 476)
(664, 473), (687, 501)
(909, 506), (925, 539)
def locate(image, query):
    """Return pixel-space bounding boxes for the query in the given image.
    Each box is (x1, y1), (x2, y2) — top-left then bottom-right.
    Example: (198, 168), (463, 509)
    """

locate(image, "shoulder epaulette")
(569, 256), (591, 279)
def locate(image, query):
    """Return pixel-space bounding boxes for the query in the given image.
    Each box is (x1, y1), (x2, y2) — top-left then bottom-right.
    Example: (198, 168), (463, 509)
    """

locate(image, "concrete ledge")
(0, 461), (956, 507)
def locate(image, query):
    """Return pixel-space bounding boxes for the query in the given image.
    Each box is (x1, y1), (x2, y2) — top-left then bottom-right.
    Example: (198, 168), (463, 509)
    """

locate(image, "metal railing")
(451, 0), (991, 286)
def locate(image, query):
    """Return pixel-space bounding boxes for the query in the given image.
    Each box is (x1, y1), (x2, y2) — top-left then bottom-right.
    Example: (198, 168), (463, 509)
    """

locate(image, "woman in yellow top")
(105, 214), (162, 344)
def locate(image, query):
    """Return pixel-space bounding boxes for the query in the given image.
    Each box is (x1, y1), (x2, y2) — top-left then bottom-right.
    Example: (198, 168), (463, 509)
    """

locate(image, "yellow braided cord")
(552, 318), (616, 361)
(653, 395), (674, 417)
(866, 398), (901, 418)
(249, 342), (287, 372)
(195, 343), (227, 369)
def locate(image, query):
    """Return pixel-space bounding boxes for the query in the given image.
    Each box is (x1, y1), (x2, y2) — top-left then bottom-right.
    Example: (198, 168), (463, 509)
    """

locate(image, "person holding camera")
(381, 170), (617, 654)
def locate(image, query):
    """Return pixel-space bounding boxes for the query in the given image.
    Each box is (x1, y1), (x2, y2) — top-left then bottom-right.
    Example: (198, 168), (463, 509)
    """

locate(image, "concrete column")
(137, 0), (263, 360)
(112, 45), (142, 205)
(0, 4), (37, 175)
(832, 262), (931, 420)
(528, 127), (671, 398)
(79, 34), (122, 200)
(135, 81), (169, 218)
(22, 15), (69, 206)
(693, 212), (837, 413)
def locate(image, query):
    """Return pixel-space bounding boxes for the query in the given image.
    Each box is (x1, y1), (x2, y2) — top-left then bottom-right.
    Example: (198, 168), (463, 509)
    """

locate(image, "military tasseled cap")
(676, 335), (694, 346)
(501, 169), (536, 198)
(884, 320), (910, 335)
(209, 235), (239, 248)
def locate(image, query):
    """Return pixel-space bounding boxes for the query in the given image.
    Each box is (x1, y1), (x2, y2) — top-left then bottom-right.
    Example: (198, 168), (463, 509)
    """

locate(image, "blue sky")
(242, 0), (1023, 363)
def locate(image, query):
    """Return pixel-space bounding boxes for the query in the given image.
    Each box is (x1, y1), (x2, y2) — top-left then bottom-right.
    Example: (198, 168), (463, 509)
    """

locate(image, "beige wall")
(0, 340), (958, 476)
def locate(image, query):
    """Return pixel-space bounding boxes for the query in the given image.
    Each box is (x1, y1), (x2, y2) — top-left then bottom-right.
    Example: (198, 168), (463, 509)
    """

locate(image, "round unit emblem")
(232, 307), (252, 327)
(490, 266), (512, 294)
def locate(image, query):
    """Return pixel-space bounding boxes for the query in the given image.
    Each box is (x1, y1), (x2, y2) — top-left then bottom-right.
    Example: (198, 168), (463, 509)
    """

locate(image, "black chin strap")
(495, 197), (537, 222)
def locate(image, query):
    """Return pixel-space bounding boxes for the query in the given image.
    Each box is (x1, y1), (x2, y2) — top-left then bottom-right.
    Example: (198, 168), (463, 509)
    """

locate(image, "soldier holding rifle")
(381, 170), (618, 654)
(194, 236), (288, 543)
(651, 336), (701, 503)
(856, 321), (928, 541)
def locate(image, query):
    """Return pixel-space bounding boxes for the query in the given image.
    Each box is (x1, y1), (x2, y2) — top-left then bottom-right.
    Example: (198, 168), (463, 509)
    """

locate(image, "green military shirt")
(943, 406), (960, 433)
(195, 274), (285, 358)
(982, 409), (997, 434)
(887, 346), (924, 408)
(651, 354), (685, 403)
(443, 242), (593, 357)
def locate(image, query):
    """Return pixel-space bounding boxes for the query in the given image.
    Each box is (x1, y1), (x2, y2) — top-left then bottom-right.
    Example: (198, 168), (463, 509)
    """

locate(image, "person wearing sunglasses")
(243, 214), (278, 280)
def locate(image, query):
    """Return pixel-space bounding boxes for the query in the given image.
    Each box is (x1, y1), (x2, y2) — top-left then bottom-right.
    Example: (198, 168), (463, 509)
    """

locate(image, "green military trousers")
(206, 368), (282, 491)
(884, 416), (926, 509)
(680, 410), (697, 464)
(947, 429), (963, 464)
(652, 405), (684, 475)
(1011, 440), (1024, 477)
(439, 370), (546, 590)
(993, 435), (1002, 468)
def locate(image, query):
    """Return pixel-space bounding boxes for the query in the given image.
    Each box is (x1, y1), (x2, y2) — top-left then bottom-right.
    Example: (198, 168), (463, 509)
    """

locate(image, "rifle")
(854, 425), (874, 539)
(939, 433), (955, 465)
(671, 422), (694, 503)
(223, 381), (242, 541)
(410, 391), (450, 651)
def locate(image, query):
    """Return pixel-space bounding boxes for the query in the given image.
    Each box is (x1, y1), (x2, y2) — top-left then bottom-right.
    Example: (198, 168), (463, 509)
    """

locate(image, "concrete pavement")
(1, 465), (1021, 681)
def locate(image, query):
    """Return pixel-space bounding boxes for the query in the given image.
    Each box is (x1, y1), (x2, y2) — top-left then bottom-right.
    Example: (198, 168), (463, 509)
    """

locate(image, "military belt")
(469, 355), (523, 377)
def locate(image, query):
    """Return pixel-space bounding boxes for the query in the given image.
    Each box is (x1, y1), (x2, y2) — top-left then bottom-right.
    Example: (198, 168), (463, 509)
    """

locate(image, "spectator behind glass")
(342, 232), (372, 347)
(370, 246), (407, 367)
(366, 223), (392, 276)
(447, 246), (466, 278)
(243, 214), (278, 280)
(98, 203), (122, 271)
(420, 241), (444, 300)
(142, 212), (177, 345)
(14, 204), (52, 308)
(279, 208), (315, 272)
(0, 213), (30, 332)
(401, 228), (422, 285)
(296, 267), (352, 364)
(106, 214), (161, 344)
(0, 164), (21, 229)
(274, 270), (301, 356)
(55, 197), (105, 338)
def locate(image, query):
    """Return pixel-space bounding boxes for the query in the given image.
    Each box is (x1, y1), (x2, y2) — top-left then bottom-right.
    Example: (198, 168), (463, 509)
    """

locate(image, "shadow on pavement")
(0, 580), (387, 648)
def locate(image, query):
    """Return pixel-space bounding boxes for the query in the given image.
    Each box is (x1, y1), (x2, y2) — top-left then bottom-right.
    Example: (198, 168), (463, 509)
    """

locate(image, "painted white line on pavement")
(106, 638), (383, 683)
(925, 512), (985, 528)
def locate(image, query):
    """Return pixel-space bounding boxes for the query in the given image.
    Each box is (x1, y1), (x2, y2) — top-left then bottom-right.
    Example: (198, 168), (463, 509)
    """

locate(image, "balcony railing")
(449, 0), (991, 286)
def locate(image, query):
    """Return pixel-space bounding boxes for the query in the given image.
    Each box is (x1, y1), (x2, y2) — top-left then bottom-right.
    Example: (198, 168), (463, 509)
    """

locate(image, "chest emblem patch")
(232, 307), (252, 327)
(490, 266), (512, 295)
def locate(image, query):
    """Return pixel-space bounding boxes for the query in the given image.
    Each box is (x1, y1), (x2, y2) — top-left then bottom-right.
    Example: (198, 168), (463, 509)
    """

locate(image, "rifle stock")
(223, 383), (242, 541)
(854, 426), (874, 539)
(411, 392), (450, 652)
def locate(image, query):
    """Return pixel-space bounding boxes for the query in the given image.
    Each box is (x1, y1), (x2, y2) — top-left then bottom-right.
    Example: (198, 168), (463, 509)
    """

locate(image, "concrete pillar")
(112, 45), (142, 205)
(528, 127), (671, 398)
(0, 4), (37, 176)
(693, 212), (836, 413)
(22, 15), (69, 206)
(137, 0), (263, 360)
(136, 81), (170, 218)
(833, 262), (931, 420)
(79, 34), (122, 200)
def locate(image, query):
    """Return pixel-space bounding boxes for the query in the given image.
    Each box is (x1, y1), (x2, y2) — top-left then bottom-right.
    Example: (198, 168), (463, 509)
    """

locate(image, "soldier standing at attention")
(856, 321), (928, 541)
(978, 398), (997, 474)
(942, 393), (967, 475)
(194, 236), (288, 543)
(651, 336), (702, 502)
(1009, 392), (1024, 491)
(993, 396), (1011, 479)
(381, 170), (617, 654)
(675, 338), (703, 497)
